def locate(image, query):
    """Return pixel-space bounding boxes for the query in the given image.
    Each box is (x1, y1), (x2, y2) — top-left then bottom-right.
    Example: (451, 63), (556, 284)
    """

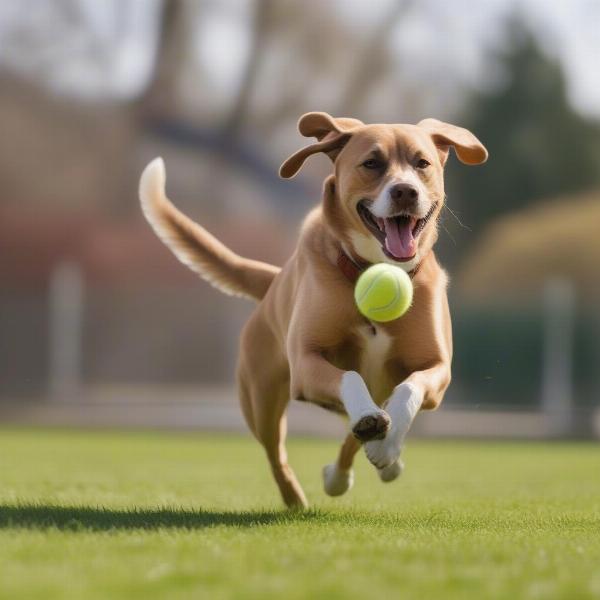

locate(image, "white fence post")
(48, 260), (84, 400)
(541, 278), (575, 436)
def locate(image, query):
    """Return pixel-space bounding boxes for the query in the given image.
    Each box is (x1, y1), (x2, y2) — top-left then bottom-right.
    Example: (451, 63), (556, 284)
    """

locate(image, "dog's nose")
(389, 183), (419, 210)
(390, 183), (419, 202)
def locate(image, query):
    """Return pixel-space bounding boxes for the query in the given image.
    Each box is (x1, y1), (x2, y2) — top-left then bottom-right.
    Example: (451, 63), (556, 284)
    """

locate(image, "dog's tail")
(139, 158), (280, 301)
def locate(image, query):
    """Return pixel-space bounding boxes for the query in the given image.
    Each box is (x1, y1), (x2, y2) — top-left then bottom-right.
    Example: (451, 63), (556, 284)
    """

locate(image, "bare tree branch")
(138, 0), (187, 118)
(337, 0), (413, 116)
(223, 0), (275, 138)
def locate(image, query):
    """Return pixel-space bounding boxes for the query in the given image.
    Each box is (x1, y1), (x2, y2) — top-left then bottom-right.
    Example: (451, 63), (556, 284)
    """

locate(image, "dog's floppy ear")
(279, 112), (363, 179)
(418, 118), (488, 166)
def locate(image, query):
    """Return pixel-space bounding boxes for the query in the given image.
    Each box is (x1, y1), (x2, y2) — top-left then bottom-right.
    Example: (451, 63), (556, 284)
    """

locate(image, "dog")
(139, 112), (487, 508)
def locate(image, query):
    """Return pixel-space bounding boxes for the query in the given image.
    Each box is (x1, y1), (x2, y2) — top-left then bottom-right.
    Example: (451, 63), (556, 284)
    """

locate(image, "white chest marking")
(358, 325), (392, 403)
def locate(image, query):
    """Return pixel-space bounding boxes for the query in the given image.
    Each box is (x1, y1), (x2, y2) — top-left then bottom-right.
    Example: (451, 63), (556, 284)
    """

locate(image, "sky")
(0, 0), (598, 119)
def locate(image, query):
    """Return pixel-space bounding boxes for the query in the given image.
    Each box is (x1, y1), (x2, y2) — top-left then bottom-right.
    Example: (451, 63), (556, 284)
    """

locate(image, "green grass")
(1, 429), (599, 599)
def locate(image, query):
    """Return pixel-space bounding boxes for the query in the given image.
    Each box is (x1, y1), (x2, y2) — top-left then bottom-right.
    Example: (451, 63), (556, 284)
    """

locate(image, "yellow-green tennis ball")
(354, 263), (413, 322)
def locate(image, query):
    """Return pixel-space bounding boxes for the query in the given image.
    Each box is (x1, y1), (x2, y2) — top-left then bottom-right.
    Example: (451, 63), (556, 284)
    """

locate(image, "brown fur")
(139, 112), (487, 508)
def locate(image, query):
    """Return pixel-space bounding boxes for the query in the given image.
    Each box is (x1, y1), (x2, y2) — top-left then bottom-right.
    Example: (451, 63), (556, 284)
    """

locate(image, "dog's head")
(280, 112), (487, 269)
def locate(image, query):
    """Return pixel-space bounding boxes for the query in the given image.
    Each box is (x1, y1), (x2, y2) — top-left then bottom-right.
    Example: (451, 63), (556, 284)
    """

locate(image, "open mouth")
(357, 201), (437, 262)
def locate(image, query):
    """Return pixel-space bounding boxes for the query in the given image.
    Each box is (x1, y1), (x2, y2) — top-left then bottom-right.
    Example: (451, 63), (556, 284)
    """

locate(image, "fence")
(1, 262), (599, 437)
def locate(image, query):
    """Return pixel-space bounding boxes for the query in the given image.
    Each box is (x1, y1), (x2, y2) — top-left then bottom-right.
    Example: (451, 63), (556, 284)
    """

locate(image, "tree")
(445, 19), (600, 256)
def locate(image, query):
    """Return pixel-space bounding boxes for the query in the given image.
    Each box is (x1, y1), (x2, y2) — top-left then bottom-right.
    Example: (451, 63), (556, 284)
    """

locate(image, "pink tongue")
(384, 218), (416, 259)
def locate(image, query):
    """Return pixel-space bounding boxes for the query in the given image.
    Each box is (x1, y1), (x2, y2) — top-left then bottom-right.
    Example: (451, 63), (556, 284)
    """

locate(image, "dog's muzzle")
(357, 200), (437, 262)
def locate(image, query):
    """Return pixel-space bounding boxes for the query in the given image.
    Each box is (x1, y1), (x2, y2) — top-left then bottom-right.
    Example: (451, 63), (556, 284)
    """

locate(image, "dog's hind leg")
(238, 370), (308, 509)
(322, 433), (360, 497)
(237, 315), (308, 509)
(256, 391), (308, 509)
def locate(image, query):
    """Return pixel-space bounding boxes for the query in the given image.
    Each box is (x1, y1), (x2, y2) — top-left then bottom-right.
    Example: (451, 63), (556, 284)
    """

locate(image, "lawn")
(0, 429), (599, 600)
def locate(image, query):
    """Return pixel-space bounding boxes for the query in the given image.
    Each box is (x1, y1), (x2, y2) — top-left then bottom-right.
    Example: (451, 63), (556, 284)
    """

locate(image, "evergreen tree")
(443, 20), (600, 264)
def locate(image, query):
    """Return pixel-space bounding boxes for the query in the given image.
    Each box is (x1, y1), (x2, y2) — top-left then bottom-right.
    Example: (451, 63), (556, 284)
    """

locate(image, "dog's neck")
(341, 241), (421, 274)
(337, 243), (425, 283)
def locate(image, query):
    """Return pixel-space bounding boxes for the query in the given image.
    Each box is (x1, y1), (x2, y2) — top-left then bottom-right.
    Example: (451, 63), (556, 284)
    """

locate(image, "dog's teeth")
(376, 218), (385, 231)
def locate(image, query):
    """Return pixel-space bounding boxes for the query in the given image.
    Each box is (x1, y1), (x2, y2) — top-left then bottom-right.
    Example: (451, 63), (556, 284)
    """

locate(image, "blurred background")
(1, 0), (599, 438)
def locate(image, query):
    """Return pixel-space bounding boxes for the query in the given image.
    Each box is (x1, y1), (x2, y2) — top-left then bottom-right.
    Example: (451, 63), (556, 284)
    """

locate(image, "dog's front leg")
(290, 352), (391, 442)
(364, 362), (450, 478)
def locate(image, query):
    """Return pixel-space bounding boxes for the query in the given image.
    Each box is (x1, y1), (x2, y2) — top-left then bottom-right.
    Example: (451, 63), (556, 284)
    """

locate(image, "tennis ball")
(354, 263), (413, 322)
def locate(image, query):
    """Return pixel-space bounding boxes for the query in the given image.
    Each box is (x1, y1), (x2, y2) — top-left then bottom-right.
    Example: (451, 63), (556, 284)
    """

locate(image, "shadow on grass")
(4, 503), (589, 533)
(0, 504), (326, 532)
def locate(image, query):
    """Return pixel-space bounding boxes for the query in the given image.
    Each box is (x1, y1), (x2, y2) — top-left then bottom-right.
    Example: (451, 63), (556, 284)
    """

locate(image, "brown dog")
(139, 112), (487, 508)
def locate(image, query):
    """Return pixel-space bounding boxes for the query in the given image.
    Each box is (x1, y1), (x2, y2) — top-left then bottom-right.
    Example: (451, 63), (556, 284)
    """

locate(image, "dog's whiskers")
(440, 222), (457, 246)
(443, 200), (471, 232)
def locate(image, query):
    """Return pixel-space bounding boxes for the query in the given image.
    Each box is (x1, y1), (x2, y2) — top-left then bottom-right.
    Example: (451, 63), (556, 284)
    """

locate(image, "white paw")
(377, 460), (404, 482)
(322, 464), (354, 497)
(363, 435), (401, 469)
(363, 382), (422, 469)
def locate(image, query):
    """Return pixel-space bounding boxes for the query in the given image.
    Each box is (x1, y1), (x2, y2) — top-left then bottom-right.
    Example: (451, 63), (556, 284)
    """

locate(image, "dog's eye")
(416, 158), (431, 169)
(362, 158), (384, 170)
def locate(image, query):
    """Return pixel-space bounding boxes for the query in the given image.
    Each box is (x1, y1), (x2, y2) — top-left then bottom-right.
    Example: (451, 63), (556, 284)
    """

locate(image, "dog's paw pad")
(322, 464), (354, 497)
(377, 460), (404, 482)
(352, 411), (391, 442)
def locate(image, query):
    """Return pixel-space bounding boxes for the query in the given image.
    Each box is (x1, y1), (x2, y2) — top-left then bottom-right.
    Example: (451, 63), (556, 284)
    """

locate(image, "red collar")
(337, 249), (420, 284)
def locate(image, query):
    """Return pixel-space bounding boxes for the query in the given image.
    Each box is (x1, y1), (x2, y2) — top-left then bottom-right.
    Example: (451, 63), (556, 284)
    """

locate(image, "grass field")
(0, 429), (599, 599)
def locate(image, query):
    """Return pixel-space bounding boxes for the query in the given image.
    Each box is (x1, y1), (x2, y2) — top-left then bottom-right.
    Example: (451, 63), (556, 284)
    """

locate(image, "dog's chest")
(357, 323), (393, 404)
